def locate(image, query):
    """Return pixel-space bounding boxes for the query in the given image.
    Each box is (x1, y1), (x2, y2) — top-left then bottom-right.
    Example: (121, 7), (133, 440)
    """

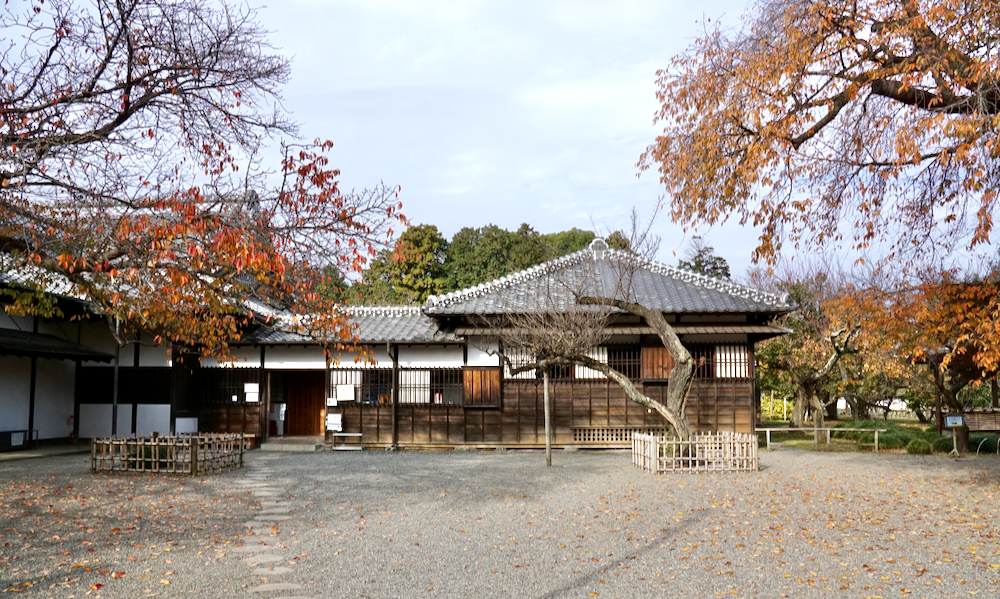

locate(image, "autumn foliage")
(0, 0), (405, 354)
(642, 0), (999, 266)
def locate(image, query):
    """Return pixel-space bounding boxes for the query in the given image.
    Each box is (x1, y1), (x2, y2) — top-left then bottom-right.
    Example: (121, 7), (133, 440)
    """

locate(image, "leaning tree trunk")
(577, 298), (693, 438)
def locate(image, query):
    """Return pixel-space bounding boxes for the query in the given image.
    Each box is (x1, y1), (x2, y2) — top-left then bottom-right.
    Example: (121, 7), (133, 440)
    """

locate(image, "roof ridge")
(426, 241), (790, 309)
(426, 246), (594, 307)
(343, 305), (425, 316)
(630, 252), (789, 306)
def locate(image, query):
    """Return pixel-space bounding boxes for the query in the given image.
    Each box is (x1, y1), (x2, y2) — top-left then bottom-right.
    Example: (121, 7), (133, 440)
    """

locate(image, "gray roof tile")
(425, 241), (792, 315)
(240, 306), (457, 345)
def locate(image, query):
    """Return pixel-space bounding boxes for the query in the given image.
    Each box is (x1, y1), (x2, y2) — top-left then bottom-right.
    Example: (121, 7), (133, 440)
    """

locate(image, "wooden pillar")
(131, 343), (140, 434)
(112, 342), (120, 436)
(544, 369), (552, 466)
(27, 316), (37, 444)
(391, 343), (399, 448)
(261, 346), (269, 442)
(934, 388), (943, 434)
(324, 347), (331, 443)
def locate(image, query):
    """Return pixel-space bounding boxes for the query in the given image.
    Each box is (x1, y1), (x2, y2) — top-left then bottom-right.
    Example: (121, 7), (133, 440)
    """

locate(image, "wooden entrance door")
(284, 371), (325, 435)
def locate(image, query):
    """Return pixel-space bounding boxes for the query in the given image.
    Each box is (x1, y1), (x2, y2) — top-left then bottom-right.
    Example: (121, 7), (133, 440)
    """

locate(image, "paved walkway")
(0, 442), (89, 462)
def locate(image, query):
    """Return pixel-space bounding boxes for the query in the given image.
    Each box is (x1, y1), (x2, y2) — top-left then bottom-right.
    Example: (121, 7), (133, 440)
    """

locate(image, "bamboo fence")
(90, 433), (244, 475)
(632, 431), (758, 473)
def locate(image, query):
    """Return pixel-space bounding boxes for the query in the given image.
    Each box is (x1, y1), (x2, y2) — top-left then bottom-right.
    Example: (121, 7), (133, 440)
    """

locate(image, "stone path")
(233, 454), (316, 599)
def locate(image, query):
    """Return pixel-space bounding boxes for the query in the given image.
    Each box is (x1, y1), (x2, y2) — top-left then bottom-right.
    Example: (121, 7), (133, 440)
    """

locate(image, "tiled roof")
(425, 240), (792, 315)
(0, 262), (77, 298)
(454, 324), (792, 337)
(0, 328), (114, 362)
(239, 306), (458, 345)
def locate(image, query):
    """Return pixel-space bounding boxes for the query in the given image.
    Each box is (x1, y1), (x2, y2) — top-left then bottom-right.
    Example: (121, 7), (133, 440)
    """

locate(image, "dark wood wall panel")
(327, 378), (754, 446)
(284, 371), (324, 435)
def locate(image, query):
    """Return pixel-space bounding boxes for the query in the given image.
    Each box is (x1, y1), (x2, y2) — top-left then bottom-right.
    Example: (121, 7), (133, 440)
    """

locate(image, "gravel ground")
(2, 448), (999, 599)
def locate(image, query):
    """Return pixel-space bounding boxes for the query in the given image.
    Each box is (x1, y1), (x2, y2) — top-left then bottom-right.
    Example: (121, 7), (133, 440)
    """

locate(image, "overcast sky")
(256, 0), (760, 274)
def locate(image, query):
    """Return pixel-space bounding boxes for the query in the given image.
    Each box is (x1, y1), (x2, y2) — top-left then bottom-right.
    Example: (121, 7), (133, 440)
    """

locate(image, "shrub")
(932, 436), (955, 453)
(906, 439), (932, 454)
(970, 434), (999, 454)
(877, 434), (906, 450)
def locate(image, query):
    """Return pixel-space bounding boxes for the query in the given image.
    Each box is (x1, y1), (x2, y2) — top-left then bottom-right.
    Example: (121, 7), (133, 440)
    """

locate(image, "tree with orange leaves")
(839, 269), (1000, 410)
(0, 0), (405, 355)
(643, 0), (998, 267)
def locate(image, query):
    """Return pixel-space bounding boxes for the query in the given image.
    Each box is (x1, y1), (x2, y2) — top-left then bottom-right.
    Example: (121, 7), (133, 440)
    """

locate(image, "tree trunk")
(578, 296), (694, 438)
(544, 370), (552, 467)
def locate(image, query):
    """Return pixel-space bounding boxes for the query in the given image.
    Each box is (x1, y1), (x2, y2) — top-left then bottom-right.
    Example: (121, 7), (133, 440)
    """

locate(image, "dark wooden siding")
(194, 368), (265, 436)
(331, 378), (753, 447)
(284, 371), (325, 435)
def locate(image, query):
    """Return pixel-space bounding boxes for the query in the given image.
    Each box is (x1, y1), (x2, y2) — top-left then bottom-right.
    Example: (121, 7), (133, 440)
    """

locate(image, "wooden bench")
(328, 432), (363, 451)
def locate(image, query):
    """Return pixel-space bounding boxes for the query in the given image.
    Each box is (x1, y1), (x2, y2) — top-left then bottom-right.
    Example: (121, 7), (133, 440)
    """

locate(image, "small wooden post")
(543, 370), (552, 467)
(191, 436), (199, 476)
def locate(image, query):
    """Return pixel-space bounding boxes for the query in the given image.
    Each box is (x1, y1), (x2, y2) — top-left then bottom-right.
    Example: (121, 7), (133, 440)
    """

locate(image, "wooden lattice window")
(463, 368), (501, 408)
(607, 346), (641, 380)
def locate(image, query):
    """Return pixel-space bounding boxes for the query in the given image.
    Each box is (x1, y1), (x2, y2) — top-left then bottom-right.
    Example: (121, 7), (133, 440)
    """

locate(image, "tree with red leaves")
(0, 0), (405, 354)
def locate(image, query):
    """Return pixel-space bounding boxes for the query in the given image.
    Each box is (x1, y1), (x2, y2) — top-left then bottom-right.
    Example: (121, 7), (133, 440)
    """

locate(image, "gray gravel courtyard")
(2, 448), (999, 598)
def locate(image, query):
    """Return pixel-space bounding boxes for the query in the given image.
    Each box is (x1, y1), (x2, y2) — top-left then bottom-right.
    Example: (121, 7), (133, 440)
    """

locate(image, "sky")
(255, 0), (760, 274)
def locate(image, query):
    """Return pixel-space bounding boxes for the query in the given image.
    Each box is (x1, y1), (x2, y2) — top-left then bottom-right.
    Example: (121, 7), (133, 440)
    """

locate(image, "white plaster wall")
(680, 334), (748, 344)
(264, 346), (326, 369)
(330, 349), (390, 368)
(397, 345), (463, 368)
(466, 342), (501, 367)
(0, 356), (30, 431)
(79, 321), (120, 366)
(201, 346), (262, 369)
(79, 404), (133, 438)
(0, 313), (31, 331)
(138, 332), (171, 367)
(34, 359), (76, 439)
(136, 405), (171, 436)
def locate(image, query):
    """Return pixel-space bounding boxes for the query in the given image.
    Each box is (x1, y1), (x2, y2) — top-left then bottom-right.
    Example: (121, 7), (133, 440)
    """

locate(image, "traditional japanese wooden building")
(2, 240), (792, 449)
(196, 240), (791, 448)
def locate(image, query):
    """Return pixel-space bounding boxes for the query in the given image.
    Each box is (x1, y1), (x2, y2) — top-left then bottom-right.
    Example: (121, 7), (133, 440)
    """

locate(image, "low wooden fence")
(91, 434), (244, 475)
(632, 432), (758, 473)
(756, 427), (887, 451)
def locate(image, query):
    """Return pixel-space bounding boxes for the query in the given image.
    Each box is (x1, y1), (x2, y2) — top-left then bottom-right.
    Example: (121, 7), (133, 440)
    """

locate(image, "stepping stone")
(255, 515), (292, 521)
(248, 583), (303, 593)
(231, 545), (284, 553)
(245, 554), (286, 565)
(252, 566), (294, 575)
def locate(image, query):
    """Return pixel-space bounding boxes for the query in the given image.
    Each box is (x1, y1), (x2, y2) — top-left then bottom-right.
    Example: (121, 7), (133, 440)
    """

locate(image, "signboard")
(244, 383), (260, 403)
(325, 413), (343, 432)
(944, 414), (965, 428)
(336, 384), (356, 402)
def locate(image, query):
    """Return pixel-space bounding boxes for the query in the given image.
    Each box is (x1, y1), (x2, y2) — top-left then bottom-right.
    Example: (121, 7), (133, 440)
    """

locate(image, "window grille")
(430, 369), (463, 405)
(687, 345), (750, 379)
(574, 347), (608, 379)
(607, 346), (641, 380)
(714, 345), (749, 378)
(504, 346), (535, 380)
